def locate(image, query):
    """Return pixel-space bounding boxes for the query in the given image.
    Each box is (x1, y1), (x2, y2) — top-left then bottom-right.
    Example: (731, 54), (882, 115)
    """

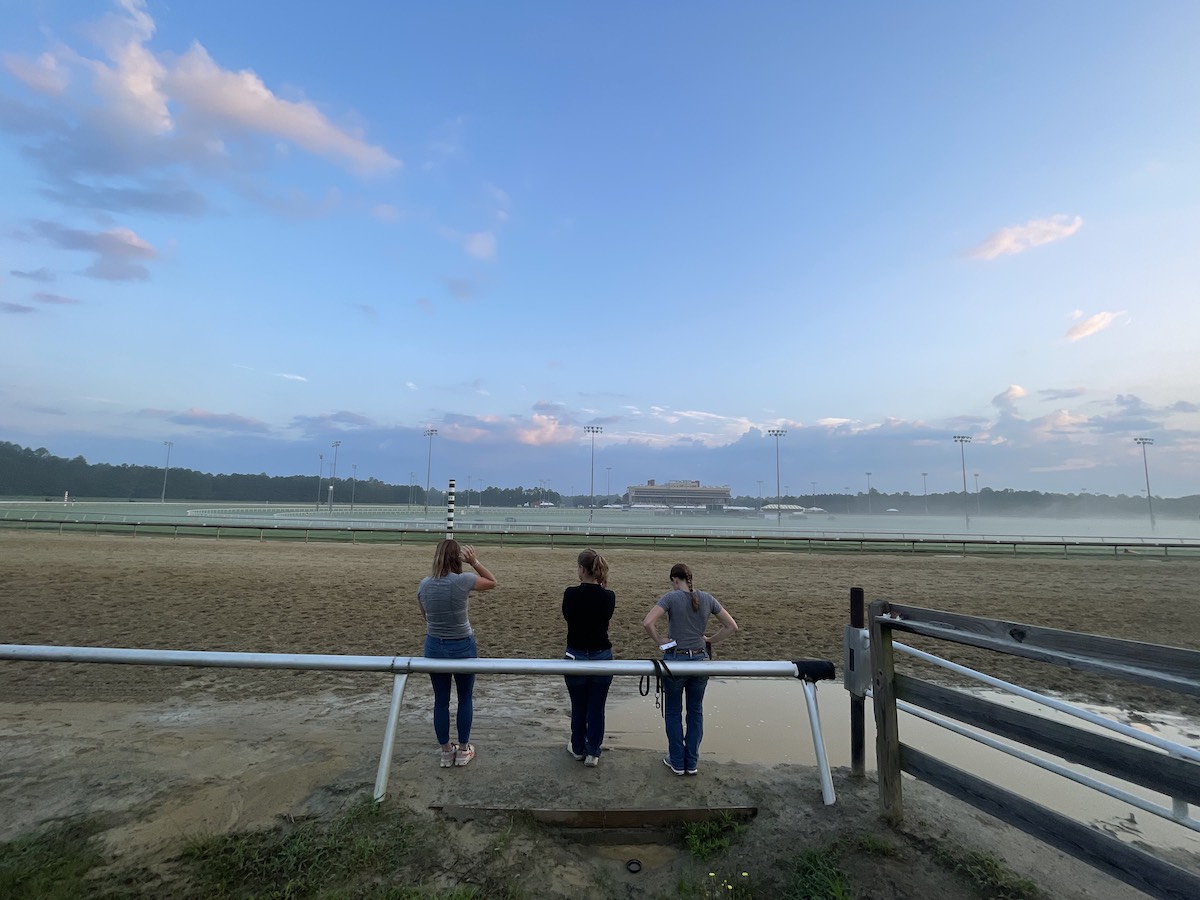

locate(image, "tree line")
(1, 440), (1197, 518)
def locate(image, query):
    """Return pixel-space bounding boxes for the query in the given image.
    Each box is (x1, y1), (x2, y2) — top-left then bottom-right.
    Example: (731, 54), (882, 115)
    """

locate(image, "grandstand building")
(626, 479), (732, 510)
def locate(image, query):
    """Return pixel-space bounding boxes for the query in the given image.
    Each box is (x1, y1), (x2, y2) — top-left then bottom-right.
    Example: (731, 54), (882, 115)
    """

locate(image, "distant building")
(626, 479), (732, 510)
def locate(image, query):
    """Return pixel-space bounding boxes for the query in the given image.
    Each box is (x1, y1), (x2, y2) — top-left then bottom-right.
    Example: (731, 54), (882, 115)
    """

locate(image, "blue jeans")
(662, 651), (709, 771)
(563, 647), (614, 758)
(425, 634), (477, 746)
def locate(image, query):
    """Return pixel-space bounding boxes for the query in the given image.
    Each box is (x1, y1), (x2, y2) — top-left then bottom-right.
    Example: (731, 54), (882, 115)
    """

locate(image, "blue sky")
(2, 0), (1198, 500)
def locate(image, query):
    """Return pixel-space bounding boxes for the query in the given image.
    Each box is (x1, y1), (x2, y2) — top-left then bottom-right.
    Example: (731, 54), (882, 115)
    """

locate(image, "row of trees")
(2, 441), (1197, 518)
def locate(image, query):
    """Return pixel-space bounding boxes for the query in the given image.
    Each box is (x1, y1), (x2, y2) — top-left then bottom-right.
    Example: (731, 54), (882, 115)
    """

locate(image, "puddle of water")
(605, 679), (1200, 853)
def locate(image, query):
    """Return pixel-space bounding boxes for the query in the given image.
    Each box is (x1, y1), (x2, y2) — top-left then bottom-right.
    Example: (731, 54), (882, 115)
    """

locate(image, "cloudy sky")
(2, 1), (1198, 499)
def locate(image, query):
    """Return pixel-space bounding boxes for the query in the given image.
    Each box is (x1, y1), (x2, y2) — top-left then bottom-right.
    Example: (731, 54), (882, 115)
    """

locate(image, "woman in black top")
(562, 548), (616, 767)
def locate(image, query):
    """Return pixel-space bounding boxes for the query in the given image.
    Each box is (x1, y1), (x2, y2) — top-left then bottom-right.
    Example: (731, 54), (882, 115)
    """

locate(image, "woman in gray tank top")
(642, 562), (738, 775)
(418, 539), (497, 768)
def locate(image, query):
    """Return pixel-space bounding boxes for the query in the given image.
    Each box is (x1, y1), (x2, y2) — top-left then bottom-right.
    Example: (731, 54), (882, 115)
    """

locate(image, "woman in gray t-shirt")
(642, 562), (738, 775)
(418, 539), (497, 768)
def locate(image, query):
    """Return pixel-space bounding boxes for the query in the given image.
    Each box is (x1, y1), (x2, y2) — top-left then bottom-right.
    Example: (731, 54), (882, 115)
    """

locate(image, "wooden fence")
(855, 595), (1200, 900)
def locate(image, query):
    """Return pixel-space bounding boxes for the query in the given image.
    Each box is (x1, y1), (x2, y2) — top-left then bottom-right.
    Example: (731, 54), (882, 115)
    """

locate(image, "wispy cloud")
(1065, 310), (1126, 342)
(10, 267), (55, 282)
(2, 0), (399, 224)
(992, 384), (1026, 414)
(4, 51), (70, 94)
(273, 373), (307, 382)
(2, 301), (36, 314)
(464, 231), (497, 261)
(968, 214), (1083, 260)
(30, 220), (157, 281)
(150, 406), (273, 434)
(1039, 387), (1086, 401)
(34, 291), (81, 305)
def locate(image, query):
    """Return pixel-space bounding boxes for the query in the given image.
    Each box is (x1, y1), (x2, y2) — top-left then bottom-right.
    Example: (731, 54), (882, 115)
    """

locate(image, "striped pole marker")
(446, 478), (455, 537)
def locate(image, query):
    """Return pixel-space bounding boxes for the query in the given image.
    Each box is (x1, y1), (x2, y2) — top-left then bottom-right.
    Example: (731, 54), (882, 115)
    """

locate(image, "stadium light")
(953, 436), (971, 528)
(585, 425), (602, 525)
(767, 428), (786, 525)
(329, 440), (341, 512)
(1134, 437), (1156, 531)
(424, 428), (437, 518)
(160, 441), (173, 503)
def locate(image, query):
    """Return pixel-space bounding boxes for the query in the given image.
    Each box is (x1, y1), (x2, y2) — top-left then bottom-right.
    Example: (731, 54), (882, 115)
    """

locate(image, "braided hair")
(670, 562), (699, 612)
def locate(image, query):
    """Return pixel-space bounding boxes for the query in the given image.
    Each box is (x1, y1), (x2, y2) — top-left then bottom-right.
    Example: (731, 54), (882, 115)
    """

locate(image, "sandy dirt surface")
(2, 531), (1198, 897)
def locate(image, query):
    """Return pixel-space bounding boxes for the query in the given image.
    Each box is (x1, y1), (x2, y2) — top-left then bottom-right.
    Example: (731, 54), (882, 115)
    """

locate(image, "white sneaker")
(566, 741), (584, 761)
(584, 755), (599, 767)
(454, 743), (475, 766)
(439, 746), (455, 768)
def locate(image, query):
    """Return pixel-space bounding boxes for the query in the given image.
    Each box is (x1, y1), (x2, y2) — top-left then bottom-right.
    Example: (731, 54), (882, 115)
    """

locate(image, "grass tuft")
(682, 813), (746, 862)
(0, 818), (106, 900)
(931, 841), (1044, 899)
(781, 845), (853, 900)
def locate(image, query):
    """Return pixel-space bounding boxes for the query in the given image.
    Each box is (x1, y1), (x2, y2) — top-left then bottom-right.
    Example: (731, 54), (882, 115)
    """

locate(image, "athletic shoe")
(439, 746), (456, 768)
(686, 767), (699, 776)
(662, 757), (684, 776)
(453, 743), (475, 766)
(584, 755), (599, 767)
(566, 741), (584, 761)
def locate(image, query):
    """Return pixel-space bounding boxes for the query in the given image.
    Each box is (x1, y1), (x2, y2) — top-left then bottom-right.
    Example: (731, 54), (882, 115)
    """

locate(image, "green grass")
(177, 795), (429, 898)
(931, 841), (1045, 899)
(0, 818), (105, 900)
(682, 813), (747, 862)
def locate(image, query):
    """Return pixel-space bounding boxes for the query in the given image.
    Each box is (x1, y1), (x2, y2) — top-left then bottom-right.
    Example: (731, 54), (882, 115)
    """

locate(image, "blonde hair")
(670, 562), (699, 612)
(577, 548), (609, 587)
(431, 539), (463, 577)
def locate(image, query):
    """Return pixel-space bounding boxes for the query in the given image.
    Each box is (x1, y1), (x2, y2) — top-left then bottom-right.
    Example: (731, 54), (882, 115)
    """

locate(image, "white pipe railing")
(889, 639), (1199, 827)
(0, 644), (837, 806)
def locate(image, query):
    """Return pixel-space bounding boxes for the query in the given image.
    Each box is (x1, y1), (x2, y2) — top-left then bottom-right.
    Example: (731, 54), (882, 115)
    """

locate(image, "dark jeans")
(662, 649), (709, 771)
(563, 647), (614, 758)
(425, 634), (477, 746)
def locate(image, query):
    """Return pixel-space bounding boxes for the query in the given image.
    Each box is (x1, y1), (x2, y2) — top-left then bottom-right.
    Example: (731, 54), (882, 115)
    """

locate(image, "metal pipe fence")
(0, 644), (838, 806)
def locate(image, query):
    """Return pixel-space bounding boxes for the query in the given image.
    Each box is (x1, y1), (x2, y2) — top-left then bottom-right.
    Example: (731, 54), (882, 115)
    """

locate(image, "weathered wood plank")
(896, 673), (1200, 804)
(883, 604), (1200, 697)
(850, 586), (866, 778)
(901, 745), (1200, 900)
(869, 599), (902, 824)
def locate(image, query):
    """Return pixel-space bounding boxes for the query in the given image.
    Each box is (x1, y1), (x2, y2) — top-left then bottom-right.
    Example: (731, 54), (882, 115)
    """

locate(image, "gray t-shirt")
(418, 571), (478, 639)
(656, 589), (722, 651)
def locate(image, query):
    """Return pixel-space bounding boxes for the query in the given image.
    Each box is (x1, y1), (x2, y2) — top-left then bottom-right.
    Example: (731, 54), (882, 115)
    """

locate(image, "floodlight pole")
(159, 441), (173, 503)
(329, 440), (341, 512)
(316, 453), (324, 510)
(954, 435), (971, 528)
(350, 464), (357, 513)
(921, 472), (928, 514)
(423, 428), (437, 518)
(585, 425), (602, 525)
(865, 472), (872, 515)
(768, 428), (786, 525)
(1134, 437), (1155, 531)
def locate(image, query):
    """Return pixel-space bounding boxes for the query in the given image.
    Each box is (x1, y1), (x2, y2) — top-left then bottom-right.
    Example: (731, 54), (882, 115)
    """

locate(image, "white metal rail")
(0, 644), (837, 805)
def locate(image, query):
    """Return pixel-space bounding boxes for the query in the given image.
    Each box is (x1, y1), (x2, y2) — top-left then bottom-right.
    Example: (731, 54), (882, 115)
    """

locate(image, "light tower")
(767, 428), (786, 525)
(953, 435), (971, 528)
(160, 441), (173, 503)
(328, 440), (341, 512)
(423, 428), (437, 518)
(585, 425), (602, 525)
(1134, 437), (1156, 531)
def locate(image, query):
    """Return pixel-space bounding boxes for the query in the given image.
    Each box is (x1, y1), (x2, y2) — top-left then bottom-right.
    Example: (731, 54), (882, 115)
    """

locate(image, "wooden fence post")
(850, 586), (866, 778)
(869, 598), (902, 824)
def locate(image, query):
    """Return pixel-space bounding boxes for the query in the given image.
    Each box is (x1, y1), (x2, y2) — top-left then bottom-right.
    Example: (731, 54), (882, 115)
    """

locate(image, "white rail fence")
(0, 646), (839, 805)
